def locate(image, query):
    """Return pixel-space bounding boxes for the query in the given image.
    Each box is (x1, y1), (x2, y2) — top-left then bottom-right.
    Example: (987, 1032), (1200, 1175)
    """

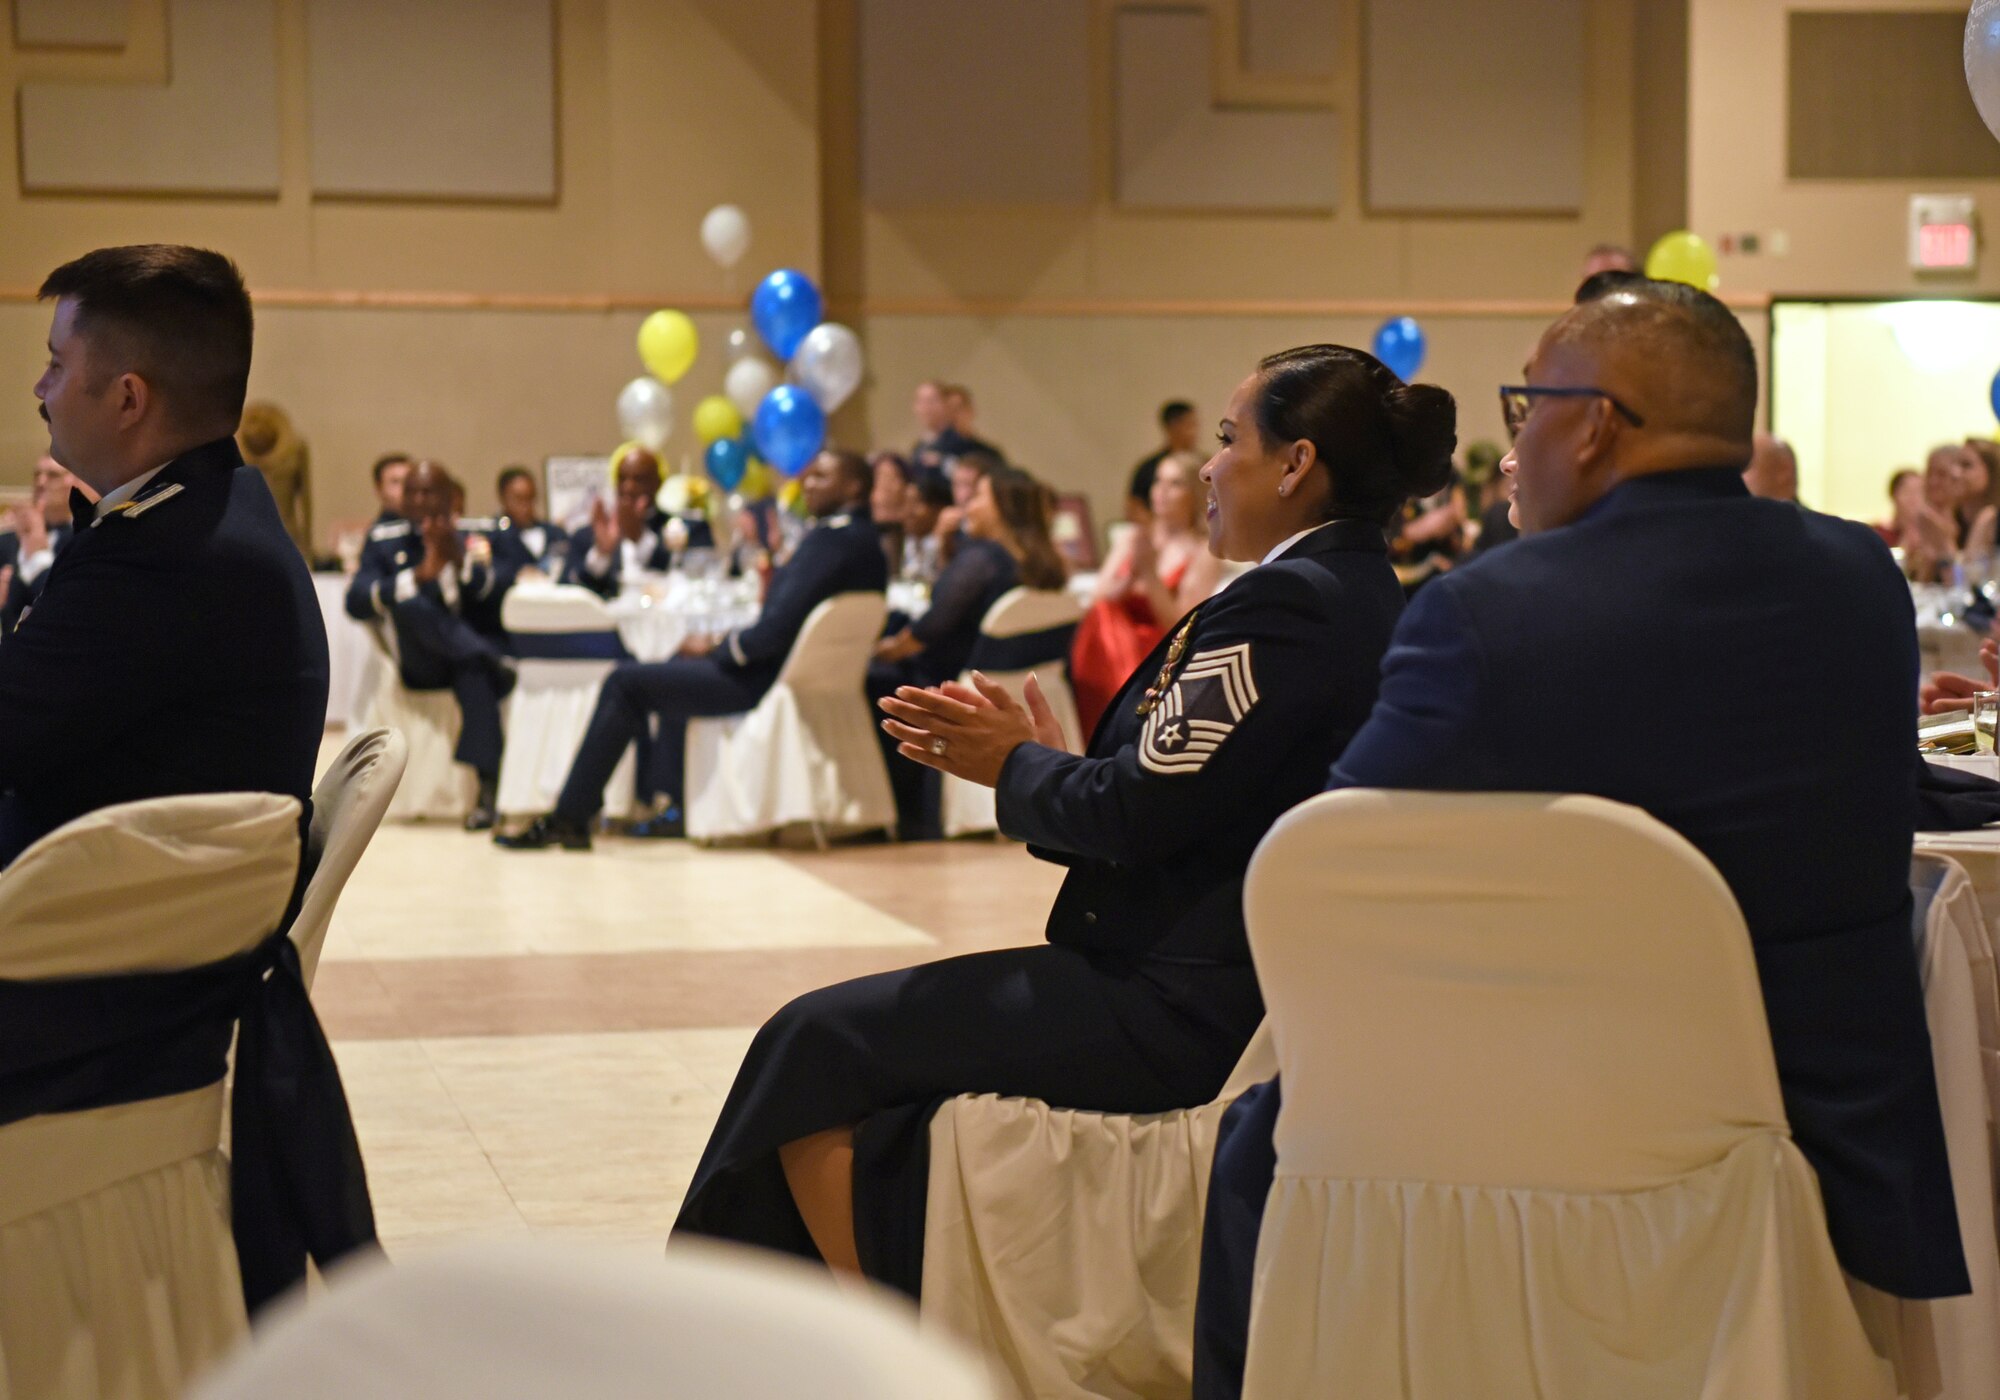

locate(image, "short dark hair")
(910, 465), (953, 510)
(820, 447), (875, 497)
(1552, 278), (1758, 443)
(1574, 267), (1648, 304)
(1252, 344), (1457, 525)
(1159, 400), (1195, 427)
(39, 244), (253, 435)
(950, 446), (1006, 478)
(496, 464), (535, 496)
(372, 452), (413, 486)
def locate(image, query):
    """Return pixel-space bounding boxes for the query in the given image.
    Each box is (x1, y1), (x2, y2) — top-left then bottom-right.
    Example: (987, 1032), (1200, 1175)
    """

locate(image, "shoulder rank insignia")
(369, 519), (413, 541)
(91, 482), (184, 527)
(1135, 607), (1201, 718)
(1138, 640), (1259, 777)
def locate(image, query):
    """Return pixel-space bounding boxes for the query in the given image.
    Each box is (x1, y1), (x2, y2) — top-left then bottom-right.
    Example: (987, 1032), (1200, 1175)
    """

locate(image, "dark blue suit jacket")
(0, 439), (329, 864)
(1330, 466), (1966, 1298)
(720, 512), (886, 690)
(998, 518), (1404, 964)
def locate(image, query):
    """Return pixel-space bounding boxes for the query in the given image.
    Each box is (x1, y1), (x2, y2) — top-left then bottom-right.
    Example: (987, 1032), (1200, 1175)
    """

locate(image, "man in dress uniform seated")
(0, 243), (328, 865)
(345, 459), (512, 832)
(369, 451), (411, 530)
(498, 447), (884, 848)
(1191, 279), (1970, 1398)
(562, 446), (714, 598)
(0, 454), (80, 633)
(490, 463), (567, 581)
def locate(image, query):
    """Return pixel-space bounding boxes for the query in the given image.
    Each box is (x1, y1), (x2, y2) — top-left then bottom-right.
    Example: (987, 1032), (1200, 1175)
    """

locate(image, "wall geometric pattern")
(14, 0), (131, 48)
(17, 0), (281, 195)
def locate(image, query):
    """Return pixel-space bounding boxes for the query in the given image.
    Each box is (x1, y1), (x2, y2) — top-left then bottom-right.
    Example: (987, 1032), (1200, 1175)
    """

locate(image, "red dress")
(1070, 556), (1190, 738)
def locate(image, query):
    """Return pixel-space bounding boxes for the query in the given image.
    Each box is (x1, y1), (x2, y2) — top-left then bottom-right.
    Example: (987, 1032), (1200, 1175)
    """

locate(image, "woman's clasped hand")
(879, 672), (1071, 787)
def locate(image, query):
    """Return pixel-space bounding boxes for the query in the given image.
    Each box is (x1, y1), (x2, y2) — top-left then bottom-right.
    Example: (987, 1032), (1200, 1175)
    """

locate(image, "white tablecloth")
(313, 573), (379, 728)
(504, 576), (761, 664)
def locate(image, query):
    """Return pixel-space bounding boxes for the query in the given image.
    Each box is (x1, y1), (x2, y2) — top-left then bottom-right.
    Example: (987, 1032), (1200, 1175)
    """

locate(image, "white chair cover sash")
(1241, 789), (1892, 1400)
(356, 623), (479, 820)
(941, 588), (1085, 840)
(685, 593), (896, 842)
(291, 727), (407, 987)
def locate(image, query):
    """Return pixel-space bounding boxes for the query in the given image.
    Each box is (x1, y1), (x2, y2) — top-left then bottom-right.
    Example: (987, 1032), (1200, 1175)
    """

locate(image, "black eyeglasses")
(1499, 385), (1646, 442)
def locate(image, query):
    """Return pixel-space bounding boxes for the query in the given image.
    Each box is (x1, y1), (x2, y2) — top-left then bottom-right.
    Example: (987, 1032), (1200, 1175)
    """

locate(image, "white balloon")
(617, 376), (673, 450)
(726, 326), (755, 360)
(791, 322), (865, 412)
(700, 204), (752, 270)
(724, 356), (778, 419)
(1969, 0), (2000, 144)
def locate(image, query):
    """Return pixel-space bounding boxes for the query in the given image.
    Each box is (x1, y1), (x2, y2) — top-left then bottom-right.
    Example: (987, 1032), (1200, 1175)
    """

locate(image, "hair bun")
(1382, 382), (1457, 498)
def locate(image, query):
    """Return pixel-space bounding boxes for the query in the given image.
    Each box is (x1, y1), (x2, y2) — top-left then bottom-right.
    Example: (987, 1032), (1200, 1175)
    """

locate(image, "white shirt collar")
(1259, 520), (1337, 566)
(96, 462), (172, 512)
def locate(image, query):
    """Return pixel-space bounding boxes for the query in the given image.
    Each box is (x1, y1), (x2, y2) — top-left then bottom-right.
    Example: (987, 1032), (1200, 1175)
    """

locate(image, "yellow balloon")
(637, 309), (699, 384)
(1644, 230), (1719, 292)
(693, 395), (744, 445)
(738, 459), (775, 500)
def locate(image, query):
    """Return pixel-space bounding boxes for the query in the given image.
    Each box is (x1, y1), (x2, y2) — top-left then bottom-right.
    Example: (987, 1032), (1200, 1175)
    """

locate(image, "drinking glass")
(1974, 691), (1999, 754)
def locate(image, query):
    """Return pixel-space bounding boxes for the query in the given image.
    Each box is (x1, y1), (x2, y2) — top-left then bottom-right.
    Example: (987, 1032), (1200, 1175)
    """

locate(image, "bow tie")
(69, 488), (95, 529)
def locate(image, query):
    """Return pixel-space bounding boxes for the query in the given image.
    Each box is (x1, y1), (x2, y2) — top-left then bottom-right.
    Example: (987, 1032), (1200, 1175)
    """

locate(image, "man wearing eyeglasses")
(1192, 279), (1967, 1399)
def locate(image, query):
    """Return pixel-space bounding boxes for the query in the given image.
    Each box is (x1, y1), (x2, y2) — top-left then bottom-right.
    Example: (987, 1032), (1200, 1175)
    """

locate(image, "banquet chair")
(0, 793), (306, 1400)
(684, 592), (896, 845)
(1883, 855), (2000, 1399)
(494, 585), (638, 820)
(940, 587), (1084, 839)
(1238, 789), (1892, 1400)
(356, 622), (479, 821)
(289, 726), (407, 989)
(190, 1238), (993, 1400)
(921, 1022), (1275, 1400)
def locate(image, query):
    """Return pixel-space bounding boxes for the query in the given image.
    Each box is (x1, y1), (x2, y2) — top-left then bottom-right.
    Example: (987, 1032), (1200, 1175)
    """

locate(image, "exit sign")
(1911, 194), (1978, 272)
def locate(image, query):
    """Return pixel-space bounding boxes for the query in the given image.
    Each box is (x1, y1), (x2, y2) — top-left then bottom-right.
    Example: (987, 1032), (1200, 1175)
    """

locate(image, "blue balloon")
(1990, 366), (2000, 422)
(753, 385), (827, 477)
(705, 436), (749, 491)
(751, 269), (824, 362)
(1372, 316), (1427, 381)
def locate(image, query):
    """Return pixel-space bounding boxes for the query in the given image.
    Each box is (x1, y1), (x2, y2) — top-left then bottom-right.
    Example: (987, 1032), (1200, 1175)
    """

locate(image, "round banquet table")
(504, 574), (762, 663)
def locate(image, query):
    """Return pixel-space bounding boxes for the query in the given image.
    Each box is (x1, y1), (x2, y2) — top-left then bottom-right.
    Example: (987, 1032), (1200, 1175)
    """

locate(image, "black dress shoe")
(624, 806), (685, 840)
(494, 814), (592, 850)
(464, 778), (499, 833)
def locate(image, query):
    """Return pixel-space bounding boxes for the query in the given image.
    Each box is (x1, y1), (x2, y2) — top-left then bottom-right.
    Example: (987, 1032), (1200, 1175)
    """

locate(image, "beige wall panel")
(1786, 10), (2000, 181)
(1690, 0), (2000, 295)
(305, 0), (557, 200)
(18, 0), (280, 194)
(15, 0), (131, 48)
(1115, 8), (1339, 212)
(1241, 0), (1338, 78)
(857, 0), (1092, 205)
(1365, 0), (1585, 213)
(1630, 0), (1688, 247)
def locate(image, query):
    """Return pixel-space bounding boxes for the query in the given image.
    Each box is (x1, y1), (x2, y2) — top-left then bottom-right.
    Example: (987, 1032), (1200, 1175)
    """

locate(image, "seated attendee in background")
(1463, 440), (1517, 556)
(1742, 431), (1799, 502)
(235, 400), (312, 560)
(491, 463), (566, 581)
(1071, 451), (1220, 735)
(1127, 400), (1199, 527)
(868, 450), (911, 577)
(941, 383), (999, 460)
(899, 466), (952, 583)
(563, 446), (713, 597)
(1578, 242), (1639, 288)
(672, 345), (1449, 1299)
(1388, 465), (1466, 592)
(1193, 279), (1967, 1400)
(0, 243), (328, 864)
(370, 451), (411, 528)
(499, 449), (884, 849)
(869, 466), (1069, 838)
(1878, 467), (1955, 582)
(346, 460), (511, 832)
(1961, 437), (2000, 560)
(911, 379), (974, 473)
(2, 454), (80, 632)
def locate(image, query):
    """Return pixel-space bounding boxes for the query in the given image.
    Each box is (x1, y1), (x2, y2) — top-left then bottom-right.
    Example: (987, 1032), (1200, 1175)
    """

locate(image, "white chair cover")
(190, 1238), (993, 1400)
(685, 593), (896, 843)
(920, 1025), (1276, 1400)
(941, 588), (1085, 839)
(0, 793), (304, 1400)
(355, 624), (478, 821)
(494, 587), (638, 819)
(1241, 789), (1893, 1400)
(1881, 855), (2000, 1399)
(291, 727), (407, 988)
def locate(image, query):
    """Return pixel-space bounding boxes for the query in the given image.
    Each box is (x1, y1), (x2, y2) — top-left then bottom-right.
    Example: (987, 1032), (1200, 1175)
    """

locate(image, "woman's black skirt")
(671, 942), (1264, 1297)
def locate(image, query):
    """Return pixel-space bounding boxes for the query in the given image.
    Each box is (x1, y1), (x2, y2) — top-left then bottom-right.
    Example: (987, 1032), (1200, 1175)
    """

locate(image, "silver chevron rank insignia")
(1138, 642), (1259, 775)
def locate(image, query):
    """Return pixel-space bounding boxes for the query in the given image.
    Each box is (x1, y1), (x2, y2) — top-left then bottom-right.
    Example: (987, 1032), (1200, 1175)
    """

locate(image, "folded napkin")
(1916, 758), (2000, 831)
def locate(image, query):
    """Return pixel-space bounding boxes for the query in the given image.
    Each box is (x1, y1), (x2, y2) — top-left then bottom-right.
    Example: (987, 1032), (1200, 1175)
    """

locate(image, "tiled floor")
(315, 752), (1064, 1252)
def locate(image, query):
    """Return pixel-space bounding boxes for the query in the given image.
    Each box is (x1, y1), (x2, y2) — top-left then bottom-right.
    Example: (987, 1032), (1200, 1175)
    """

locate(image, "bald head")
(402, 459), (455, 520)
(1543, 281), (1758, 452)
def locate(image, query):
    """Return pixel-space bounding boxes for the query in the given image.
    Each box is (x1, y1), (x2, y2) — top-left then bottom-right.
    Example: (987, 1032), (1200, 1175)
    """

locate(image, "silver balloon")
(700, 204), (751, 270)
(791, 322), (865, 412)
(616, 375), (673, 453)
(724, 356), (778, 419)
(1969, 0), (2000, 143)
